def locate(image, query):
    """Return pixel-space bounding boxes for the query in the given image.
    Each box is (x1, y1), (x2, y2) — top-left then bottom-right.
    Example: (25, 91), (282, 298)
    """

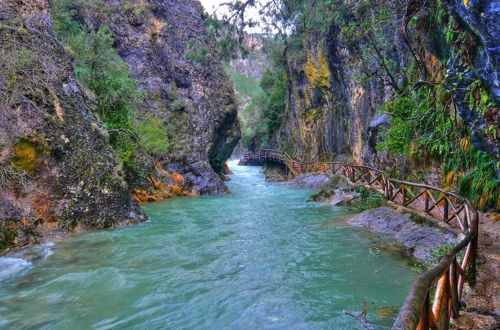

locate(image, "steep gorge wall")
(270, 0), (499, 187)
(0, 0), (242, 251)
(271, 35), (381, 163)
(0, 0), (146, 250)
(271, 29), (403, 165)
(76, 0), (240, 195)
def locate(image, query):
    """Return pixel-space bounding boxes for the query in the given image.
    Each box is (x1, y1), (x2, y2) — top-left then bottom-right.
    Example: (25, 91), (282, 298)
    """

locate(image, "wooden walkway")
(242, 149), (479, 330)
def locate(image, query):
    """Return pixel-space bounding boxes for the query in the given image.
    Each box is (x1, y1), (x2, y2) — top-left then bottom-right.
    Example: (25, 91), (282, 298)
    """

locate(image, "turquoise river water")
(0, 162), (417, 329)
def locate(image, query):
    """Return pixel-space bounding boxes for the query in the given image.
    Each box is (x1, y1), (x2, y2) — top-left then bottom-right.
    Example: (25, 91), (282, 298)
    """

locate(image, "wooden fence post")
(384, 176), (390, 199)
(443, 197), (449, 222)
(469, 231), (478, 286)
(417, 292), (430, 330)
(450, 259), (459, 319)
(401, 184), (406, 205)
(424, 190), (430, 213)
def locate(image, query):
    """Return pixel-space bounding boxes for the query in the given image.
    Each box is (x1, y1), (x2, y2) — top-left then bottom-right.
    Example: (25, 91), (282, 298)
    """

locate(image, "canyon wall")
(0, 0), (242, 251)
(0, 0), (146, 250)
(77, 0), (241, 195)
(269, 0), (499, 188)
(270, 32), (396, 164)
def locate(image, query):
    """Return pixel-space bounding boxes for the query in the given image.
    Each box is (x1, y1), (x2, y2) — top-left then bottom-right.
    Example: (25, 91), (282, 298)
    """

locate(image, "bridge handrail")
(242, 148), (479, 330)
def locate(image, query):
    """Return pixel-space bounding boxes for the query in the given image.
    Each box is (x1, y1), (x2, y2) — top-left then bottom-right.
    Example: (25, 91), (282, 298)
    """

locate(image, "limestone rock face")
(447, 0), (500, 158)
(269, 31), (402, 165)
(0, 0), (146, 249)
(269, 0), (498, 174)
(78, 0), (241, 195)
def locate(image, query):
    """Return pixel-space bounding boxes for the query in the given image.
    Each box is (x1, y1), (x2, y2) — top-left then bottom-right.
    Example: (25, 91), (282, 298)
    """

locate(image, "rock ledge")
(348, 207), (457, 260)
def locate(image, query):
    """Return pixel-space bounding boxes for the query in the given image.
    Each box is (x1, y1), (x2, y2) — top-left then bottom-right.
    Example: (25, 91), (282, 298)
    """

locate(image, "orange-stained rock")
(148, 175), (163, 189)
(20, 217), (29, 228)
(132, 189), (150, 204)
(168, 184), (183, 195)
(222, 162), (233, 175)
(133, 176), (196, 204)
(154, 160), (170, 176)
(171, 173), (184, 184)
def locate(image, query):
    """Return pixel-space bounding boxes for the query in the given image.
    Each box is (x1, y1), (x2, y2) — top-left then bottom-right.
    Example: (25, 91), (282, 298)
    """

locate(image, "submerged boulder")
(306, 175), (361, 206)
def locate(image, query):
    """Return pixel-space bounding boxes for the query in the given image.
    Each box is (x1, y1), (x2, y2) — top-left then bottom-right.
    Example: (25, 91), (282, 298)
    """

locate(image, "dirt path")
(453, 213), (500, 329)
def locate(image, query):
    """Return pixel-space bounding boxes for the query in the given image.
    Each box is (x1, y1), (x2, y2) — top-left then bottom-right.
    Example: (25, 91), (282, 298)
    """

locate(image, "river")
(0, 162), (417, 329)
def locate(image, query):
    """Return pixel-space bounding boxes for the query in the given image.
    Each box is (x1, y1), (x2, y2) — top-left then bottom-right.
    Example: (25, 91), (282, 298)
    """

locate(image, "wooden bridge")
(242, 149), (479, 330)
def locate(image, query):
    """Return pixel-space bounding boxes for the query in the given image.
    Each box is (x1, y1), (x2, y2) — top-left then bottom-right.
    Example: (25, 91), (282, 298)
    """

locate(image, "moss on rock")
(0, 228), (17, 252)
(304, 46), (330, 90)
(11, 137), (48, 175)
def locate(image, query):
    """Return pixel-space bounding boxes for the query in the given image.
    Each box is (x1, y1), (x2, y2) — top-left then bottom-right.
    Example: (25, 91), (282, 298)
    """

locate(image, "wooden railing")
(242, 149), (479, 330)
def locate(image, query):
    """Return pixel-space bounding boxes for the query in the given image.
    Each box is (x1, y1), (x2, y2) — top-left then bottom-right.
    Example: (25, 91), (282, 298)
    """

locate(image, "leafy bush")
(259, 41), (287, 136)
(352, 186), (386, 212)
(171, 99), (186, 111)
(63, 25), (144, 167)
(0, 228), (17, 251)
(134, 116), (171, 156)
(377, 84), (499, 210)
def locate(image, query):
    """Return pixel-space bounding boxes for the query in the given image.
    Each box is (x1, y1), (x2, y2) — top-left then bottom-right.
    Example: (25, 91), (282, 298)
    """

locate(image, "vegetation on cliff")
(0, 0), (147, 250)
(52, 0), (171, 187)
(71, 0), (240, 195)
(50, 0), (241, 197)
(220, 0), (499, 211)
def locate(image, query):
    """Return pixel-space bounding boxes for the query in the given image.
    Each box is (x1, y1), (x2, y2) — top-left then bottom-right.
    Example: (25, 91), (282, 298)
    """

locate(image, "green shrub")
(134, 116), (171, 156)
(377, 84), (499, 210)
(0, 228), (17, 251)
(171, 99), (186, 111)
(352, 186), (386, 212)
(260, 41), (287, 136)
(184, 41), (211, 67)
(166, 84), (178, 101)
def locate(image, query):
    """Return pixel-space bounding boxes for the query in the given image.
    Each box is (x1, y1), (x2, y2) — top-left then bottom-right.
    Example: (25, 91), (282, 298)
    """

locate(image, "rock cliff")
(270, 32), (393, 164)
(0, 0), (146, 251)
(269, 0), (499, 189)
(76, 0), (241, 195)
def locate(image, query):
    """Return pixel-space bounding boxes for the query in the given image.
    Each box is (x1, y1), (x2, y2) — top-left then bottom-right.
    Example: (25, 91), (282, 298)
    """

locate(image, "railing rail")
(242, 149), (479, 330)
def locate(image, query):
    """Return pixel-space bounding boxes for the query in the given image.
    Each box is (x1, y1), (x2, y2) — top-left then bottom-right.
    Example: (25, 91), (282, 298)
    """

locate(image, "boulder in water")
(286, 173), (332, 189)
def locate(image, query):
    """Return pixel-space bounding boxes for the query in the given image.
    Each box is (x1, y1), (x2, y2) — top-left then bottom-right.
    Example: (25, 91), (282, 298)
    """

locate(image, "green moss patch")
(0, 228), (17, 251)
(11, 137), (49, 175)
